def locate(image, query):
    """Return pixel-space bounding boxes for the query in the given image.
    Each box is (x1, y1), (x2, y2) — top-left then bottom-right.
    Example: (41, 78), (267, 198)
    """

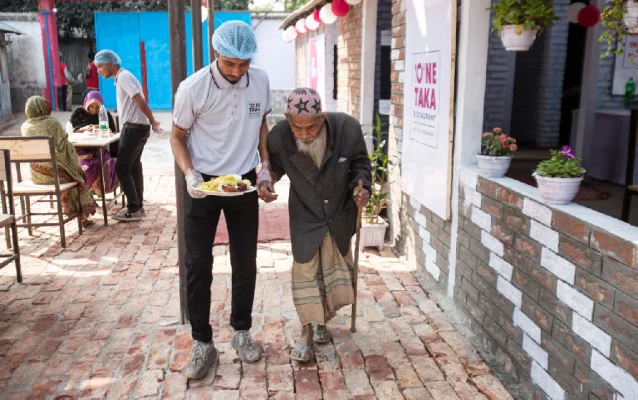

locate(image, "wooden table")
(70, 134), (120, 226)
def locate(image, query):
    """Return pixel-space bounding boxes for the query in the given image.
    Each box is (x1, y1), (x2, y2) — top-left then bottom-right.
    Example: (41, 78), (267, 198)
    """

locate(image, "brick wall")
(456, 170), (638, 399)
(337, 3), (364, 118)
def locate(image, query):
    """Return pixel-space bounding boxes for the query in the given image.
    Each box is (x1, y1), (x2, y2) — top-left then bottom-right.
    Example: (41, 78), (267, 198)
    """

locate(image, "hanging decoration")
(282, 31), (293, 42)
(314, 9), (322, 23)
(345, 0), (362, 5)
(319, 3), (338, 24)
(286, 26), (298, 40)
(306, 13), (320, 31)
(577, 5), (600, 28)
(296, 19), (307, 33)
(331, 0), (350, 17)
(566, 2), (586, 23)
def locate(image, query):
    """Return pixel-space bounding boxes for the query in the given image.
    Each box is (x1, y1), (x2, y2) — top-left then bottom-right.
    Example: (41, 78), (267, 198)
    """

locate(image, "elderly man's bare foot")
(291, 324), (314, 362)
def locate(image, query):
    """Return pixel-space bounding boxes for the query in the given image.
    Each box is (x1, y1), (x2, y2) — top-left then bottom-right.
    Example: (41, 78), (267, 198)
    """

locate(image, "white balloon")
(319, 3), (337, 24)
(282, 31), (291, 42)
(567, 2), (586, 24)
(295, 19), (307, 33)
(285, 26), (298, 40)
(306, 14), (320, 31)
(345, 0), (362, 5)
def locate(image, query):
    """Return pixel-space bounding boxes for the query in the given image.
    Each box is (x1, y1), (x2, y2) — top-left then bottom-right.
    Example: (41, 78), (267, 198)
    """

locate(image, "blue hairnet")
(94, 49), (121, 65)
(212, 21), (257, 60)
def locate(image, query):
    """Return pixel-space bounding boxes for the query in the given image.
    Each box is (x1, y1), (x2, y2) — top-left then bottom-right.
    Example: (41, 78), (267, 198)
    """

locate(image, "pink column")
(38, 0), (60, 108)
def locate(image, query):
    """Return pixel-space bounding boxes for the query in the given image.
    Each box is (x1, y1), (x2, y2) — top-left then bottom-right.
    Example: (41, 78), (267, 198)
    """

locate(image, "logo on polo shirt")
(248, 101), (262, 119)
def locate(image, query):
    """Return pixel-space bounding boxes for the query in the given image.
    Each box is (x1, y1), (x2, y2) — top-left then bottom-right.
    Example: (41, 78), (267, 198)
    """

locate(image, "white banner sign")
(401, 0), (455, 219)
(308, 34), (326, 104)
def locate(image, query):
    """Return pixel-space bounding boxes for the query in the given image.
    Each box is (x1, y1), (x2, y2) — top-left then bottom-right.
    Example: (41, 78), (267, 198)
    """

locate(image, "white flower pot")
(360, 219), (389, 252)
(500, 25), (537, 51)
(476, 155), (512, 178)
(628, 1), (638, 17)
(625, 16), (638, 33)
(535, 175), (584, 205)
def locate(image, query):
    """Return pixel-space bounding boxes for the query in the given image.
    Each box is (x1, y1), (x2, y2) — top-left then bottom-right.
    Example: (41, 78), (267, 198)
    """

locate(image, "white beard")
(295, 128), (327, 168)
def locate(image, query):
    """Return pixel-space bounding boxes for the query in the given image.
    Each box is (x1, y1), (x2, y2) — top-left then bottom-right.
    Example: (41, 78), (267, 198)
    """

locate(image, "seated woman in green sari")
(21, 96), (98, 227)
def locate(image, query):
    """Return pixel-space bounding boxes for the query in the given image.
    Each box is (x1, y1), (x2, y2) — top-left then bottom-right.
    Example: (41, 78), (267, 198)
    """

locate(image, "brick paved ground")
(0, 172), (512, 399)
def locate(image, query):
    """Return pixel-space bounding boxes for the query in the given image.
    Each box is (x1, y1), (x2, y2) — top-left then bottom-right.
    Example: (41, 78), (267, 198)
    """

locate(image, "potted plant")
(534, 146), (586, 205)
(361, 115), (391, 252)
(600, 0), (638, 59)
(489, 0), (559, 51)
(477, 127), (518, 178)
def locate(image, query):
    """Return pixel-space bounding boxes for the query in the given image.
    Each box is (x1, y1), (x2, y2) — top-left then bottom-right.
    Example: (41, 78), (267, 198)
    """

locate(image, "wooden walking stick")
(351, 180), (364, 333)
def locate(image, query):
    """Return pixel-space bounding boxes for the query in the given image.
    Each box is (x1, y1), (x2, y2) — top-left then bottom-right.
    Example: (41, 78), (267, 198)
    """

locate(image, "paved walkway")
(0, 173), (512, 399)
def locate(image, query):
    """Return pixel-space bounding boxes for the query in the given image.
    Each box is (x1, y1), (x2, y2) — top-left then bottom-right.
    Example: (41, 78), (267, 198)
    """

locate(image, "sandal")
(312, 325), (331, 344)
(82, 219), (95, 228)
(290, 343), (313, 362)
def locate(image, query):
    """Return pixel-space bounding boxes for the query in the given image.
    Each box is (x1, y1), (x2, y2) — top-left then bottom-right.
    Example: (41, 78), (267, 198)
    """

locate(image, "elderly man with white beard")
(258, 87), (371, 362)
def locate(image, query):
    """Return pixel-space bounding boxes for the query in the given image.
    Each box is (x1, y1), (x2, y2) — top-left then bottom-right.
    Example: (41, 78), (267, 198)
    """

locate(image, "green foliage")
(480, 127), (518, 157)
(488, 0), (559, 35)
(363, 115), (393, 225)
(535, 149), (586, 178)
(599, 0), (636, 60)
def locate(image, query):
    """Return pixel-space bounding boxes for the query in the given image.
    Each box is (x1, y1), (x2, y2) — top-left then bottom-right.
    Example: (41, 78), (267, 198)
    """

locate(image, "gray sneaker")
(112, 209), (143, 222)
(231, 330), (262, 363)
(184, 340), (218, 380)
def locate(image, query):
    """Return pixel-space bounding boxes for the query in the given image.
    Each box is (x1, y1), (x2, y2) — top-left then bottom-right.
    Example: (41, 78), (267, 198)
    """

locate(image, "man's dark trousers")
(185, 170), (259, 343)
(116, 123), (150, 213)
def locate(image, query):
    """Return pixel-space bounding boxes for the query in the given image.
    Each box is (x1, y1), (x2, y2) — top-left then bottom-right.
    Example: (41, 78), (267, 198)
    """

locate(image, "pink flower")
(509, 144), (518, 152)
(493, 127), (503, 134)
(482, 132), (490, 138)
(561, 146), (574, 159)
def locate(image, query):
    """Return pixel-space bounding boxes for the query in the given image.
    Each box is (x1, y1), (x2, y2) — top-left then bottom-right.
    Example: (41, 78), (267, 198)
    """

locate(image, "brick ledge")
(461, 165), (638, 246)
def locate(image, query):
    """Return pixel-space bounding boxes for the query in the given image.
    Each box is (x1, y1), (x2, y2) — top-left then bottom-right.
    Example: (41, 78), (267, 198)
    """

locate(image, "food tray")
(195, 186), (256, 197)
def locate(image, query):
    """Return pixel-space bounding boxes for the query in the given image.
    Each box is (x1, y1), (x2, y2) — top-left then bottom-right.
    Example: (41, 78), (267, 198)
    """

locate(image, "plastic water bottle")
(98, 105), (109, 137)
(625, 77), (636, 109)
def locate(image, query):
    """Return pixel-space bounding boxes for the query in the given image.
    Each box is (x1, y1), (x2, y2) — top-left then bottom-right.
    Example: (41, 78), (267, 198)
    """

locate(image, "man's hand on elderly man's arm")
(257, 160), (279, 203)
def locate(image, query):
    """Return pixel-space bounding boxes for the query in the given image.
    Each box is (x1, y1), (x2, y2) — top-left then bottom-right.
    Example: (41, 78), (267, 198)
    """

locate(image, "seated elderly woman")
(67, 91), (120, 195)
(21, 96), (98, 227)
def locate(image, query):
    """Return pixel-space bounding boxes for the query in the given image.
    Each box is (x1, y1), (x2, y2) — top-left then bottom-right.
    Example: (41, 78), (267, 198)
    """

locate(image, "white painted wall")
(0, 14), (46, 111)
(252, 18), (295, 91)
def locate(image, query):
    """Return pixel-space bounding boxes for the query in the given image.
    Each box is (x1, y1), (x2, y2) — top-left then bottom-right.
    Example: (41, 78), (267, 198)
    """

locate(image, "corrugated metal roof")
(0, 21), (22, 35)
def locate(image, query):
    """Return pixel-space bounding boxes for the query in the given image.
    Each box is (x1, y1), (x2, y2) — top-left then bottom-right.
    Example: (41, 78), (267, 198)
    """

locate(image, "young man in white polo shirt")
(94, 49), (161, 222)
(170, 21), (275, 380)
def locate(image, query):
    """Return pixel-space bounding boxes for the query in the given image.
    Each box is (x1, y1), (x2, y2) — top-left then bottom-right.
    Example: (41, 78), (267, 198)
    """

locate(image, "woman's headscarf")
(25, 96), (52, 119)
(84, 90), (104, 111)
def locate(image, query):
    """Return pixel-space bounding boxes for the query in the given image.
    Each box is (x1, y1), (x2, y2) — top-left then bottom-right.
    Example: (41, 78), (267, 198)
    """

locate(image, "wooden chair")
(0, 137), (83, 248)
(0, 150), (22, 283)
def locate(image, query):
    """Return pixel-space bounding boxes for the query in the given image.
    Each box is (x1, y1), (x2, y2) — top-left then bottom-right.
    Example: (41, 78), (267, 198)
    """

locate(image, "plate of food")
(196, 174), (256, 196)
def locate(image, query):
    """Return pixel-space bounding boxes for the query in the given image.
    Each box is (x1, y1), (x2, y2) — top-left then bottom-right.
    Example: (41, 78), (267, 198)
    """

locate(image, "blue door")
(95, 11), (252, 110)
(94, 12), (141, 110)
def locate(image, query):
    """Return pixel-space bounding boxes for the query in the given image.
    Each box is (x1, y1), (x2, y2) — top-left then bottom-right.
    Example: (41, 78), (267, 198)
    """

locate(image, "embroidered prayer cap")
(287, 87), (323, 117)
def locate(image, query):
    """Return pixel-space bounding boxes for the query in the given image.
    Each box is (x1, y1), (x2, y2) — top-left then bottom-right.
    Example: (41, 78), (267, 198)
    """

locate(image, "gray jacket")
(267, 112), (372, 263)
